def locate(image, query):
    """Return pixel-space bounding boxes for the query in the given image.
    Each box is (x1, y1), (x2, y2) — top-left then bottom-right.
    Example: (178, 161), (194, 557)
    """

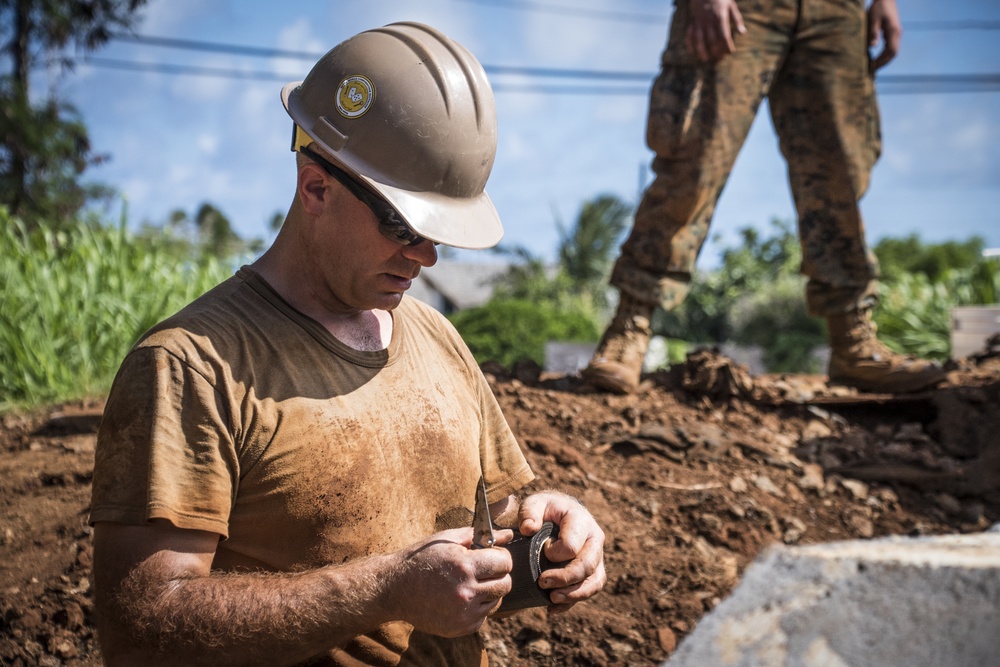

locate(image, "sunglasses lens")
(379, 216), (424, 246)
(300, 147), (429, 246)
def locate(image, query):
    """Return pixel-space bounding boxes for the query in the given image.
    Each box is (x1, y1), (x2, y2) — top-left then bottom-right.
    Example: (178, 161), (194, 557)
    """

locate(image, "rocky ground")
(2, 339), (999, 666)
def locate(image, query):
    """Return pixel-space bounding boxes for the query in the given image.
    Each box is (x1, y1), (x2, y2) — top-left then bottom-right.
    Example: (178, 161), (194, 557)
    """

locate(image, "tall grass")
(0, 209), (235, 410)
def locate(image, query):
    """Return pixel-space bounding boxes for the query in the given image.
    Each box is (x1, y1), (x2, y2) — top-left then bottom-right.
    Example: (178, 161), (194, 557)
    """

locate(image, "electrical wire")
(79, 56), (1000, 96)
(454, 0), (667, 24)
(454, 0), (1000, 31)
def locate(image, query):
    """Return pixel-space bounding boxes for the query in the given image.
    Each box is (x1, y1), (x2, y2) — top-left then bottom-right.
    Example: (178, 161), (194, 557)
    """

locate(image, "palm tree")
(556, 194), (632, 306)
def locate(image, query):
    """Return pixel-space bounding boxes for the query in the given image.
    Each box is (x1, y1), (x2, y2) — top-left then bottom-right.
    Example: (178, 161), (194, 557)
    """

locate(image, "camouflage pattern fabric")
(613, 0), (881, 316)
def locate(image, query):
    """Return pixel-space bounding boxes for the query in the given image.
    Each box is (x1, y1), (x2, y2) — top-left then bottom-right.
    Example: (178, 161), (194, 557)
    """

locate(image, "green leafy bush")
(875, 260), (1000, 361)
(448, 298), (599, 368)
(729, 274), (826, 373)
(656, 221), (998, 369)
(874, 234), (986, 283)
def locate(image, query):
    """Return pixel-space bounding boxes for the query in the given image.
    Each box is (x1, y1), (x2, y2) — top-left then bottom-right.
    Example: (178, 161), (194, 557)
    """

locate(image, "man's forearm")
(99, 551), (400, 667)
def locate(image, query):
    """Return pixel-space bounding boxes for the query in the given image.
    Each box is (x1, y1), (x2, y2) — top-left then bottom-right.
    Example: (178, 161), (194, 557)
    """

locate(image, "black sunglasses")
(299, 146), (431, 247)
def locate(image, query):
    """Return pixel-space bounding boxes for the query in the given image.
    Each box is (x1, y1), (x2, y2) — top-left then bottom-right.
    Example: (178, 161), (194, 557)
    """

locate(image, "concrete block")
(951, 305), (1000, 359)
(664, 531), (1000, 667)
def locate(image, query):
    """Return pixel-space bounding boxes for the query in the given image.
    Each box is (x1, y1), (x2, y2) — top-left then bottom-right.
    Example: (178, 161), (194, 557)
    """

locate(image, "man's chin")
(372, 292), (405, 311)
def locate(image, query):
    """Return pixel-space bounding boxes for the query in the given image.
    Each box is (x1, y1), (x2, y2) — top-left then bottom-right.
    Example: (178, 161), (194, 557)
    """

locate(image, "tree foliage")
(658, 220), (997, 368)
(1, 0), (147, 227)
(492, 193), (631, 311)
(555, 193), (631, 306)
(0, 90), (114, 225)
(874, 234), (986, 283)
(659, 218), (808, 344)
(452, 194), (631, 367)
(141, 201), (265, 259)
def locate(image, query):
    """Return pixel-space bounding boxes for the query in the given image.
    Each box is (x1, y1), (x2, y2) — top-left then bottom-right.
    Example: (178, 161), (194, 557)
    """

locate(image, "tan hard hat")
(281, 22), (503, 249)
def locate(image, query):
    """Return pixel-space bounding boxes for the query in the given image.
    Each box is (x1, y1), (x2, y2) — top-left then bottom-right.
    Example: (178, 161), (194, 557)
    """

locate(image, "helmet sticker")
(336, 75), (375, 119)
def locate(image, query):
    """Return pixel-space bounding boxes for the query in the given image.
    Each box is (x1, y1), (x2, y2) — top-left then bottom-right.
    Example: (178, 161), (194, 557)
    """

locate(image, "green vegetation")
(662, 222), (998, 370)
(448, 299), (599, 368)
(874, 235), (987, 283)
(1, 185), (994, 408)
(449, 193), (629, 366)
(454, 205), (997, 373)
(152, 202), (266, 258)
(660, 219), (827, 372)
(0, 208), (233, 409)
(1, 0), (149, 228)
(555, 194), (632, 309)
(874, 256), (999, 361)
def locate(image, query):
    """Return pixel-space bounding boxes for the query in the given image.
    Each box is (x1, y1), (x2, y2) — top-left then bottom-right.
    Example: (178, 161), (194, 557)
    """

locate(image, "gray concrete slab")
(664, 528), (1000, 667)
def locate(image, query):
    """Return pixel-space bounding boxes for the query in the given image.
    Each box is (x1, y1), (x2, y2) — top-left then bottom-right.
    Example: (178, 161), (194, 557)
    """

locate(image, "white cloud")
(275, 17), (325, 55)
(197, 133), (219, 156)
(138, 0), (218, 35)
(880, 96), (1000, 188)
(520, 0), (667, 69)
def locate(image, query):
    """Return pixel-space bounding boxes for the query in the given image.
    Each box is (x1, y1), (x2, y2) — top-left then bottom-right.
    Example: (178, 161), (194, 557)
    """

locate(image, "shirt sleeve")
(477, 365), (535, 503)
(90, 345), (239, 538)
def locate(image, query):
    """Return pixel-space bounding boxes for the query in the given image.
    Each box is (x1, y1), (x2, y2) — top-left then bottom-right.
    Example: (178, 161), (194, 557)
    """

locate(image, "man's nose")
(403, 239), (439, 267)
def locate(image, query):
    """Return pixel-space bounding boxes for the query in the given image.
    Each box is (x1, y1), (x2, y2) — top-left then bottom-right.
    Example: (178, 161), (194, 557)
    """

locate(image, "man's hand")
(686, 0), (746, 61)
(393, 527), (515, 637)
(868, 0), (902, 70)
(517, 492), (606, 614)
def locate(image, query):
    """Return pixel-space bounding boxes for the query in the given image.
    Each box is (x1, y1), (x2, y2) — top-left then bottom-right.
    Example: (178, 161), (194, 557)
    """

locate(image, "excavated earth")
(2, 340), (1000, 666)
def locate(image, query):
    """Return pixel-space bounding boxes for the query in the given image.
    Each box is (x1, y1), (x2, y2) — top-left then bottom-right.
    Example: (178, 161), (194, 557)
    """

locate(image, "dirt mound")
(3, 352), (999, 666)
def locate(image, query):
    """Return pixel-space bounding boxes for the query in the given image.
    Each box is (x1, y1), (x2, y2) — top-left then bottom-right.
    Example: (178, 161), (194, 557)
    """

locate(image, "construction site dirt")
(2, 342), (999, 666)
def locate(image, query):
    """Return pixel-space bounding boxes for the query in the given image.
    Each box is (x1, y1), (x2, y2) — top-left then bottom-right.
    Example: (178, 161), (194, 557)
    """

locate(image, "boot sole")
(581, 365), (638, 395)
(827, 370), (946, 394)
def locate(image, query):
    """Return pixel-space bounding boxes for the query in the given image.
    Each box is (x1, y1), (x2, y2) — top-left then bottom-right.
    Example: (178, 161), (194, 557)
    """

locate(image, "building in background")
(407, 261), (511, 315)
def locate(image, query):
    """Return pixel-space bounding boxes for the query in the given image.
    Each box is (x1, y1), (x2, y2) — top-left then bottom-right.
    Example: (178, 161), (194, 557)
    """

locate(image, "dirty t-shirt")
(90, 267), (534, 666)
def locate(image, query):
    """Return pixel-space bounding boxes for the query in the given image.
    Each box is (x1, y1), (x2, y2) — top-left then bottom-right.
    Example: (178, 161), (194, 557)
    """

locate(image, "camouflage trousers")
(612, 0), (882, 317)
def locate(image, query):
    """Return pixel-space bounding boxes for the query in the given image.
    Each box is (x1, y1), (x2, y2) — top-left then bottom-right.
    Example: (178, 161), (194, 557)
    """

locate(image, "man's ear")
(297, 162), (330, 216)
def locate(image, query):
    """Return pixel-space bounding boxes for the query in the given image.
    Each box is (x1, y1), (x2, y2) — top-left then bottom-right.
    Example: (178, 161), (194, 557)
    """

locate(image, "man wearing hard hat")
(90, 22), (605, 666)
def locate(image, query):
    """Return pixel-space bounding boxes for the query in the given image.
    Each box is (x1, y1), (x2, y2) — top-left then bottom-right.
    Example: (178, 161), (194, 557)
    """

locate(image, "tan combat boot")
(827, 309), (946, 393)
(581, 294), (655, 394)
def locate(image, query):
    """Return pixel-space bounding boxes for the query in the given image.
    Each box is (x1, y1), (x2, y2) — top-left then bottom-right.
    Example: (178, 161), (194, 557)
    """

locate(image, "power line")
(455, 1), (1000, 30)
(878, 73), (1000, 95)
(81, 57), (292, 81)
(113, 17), (1000, 66)
(112, 33), (318, 60)
(109, 34), (655, 80)
(81, 56), (653, 94)
(80, 56), (1000, 95)
(905, 20), (1000, 31)
(111, 33), (659, 82)
(85, 55), (654, 83)
(487, 64), (650, 81)
(454, 0), (667, 24)
(457, 1), (1000, 30)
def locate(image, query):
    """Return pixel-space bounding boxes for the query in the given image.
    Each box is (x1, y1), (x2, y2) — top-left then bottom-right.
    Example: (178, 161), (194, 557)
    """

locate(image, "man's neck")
(322, 309), (393, 351)
(251, 250), (393, 352)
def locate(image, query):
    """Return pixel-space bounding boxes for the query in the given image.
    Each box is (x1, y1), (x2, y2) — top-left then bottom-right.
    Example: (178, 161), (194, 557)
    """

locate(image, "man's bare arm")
(94, 520), (514, 667)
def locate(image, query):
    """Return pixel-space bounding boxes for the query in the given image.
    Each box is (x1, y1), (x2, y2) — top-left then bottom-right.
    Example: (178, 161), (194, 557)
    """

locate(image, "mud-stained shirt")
(90, 266), (534, 666)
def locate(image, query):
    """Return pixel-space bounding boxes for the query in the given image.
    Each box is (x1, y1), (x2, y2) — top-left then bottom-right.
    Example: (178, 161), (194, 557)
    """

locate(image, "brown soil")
(3, 344), (1000, 666)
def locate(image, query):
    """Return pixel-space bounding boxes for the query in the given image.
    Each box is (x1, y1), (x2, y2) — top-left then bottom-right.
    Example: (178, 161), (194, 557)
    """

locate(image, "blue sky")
(57, 0), (1000, 268)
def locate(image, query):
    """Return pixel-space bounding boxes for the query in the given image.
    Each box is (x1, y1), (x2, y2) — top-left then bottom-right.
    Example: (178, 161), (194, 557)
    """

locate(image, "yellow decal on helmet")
(336, 75), (375, 118)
